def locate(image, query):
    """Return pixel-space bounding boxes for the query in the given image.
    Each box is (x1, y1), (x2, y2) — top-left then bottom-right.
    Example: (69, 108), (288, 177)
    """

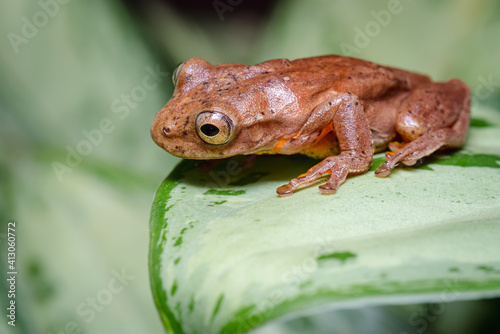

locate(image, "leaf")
(149, 104), (500, 334)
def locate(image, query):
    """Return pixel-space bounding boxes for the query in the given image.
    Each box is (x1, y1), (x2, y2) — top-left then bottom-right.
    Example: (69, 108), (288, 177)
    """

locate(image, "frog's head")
(151, 58), (278, 160)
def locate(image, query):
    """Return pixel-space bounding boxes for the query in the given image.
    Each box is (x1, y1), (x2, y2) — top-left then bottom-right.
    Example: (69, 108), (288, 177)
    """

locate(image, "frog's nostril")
(163, 127), (172, 136)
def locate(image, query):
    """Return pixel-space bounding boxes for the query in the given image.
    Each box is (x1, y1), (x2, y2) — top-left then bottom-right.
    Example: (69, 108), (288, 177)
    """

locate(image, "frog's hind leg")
(375, 79), (470, 177)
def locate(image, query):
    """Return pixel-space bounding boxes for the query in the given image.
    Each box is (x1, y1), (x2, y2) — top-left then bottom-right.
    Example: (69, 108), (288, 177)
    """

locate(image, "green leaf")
(150, 104), (500, 334)
(470, 117), (494, 128)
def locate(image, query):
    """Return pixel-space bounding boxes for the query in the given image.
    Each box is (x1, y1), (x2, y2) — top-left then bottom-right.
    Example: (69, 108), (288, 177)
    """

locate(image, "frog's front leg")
(277, 93), (374, 196)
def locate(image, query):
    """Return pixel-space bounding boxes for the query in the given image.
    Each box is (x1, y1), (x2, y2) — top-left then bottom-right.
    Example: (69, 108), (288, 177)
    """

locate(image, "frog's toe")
(402, 156), (419, 166)
(276, 184), (295, 197)
(319, 183), (337, 195)
(375, 164), (392, 177)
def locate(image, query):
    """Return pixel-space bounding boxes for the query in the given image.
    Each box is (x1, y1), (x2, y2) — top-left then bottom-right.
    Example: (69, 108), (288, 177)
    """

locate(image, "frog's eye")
(172, 61), (186, 86)
(195, 111), (233, 145)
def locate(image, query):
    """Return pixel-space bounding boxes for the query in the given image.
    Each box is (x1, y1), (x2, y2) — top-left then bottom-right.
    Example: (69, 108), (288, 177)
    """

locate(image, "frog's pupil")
(201, 124), (219, 137)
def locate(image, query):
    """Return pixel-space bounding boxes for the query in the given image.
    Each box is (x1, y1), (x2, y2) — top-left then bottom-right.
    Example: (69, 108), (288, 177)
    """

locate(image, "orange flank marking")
(314, 123), (334, 144)
(273, 138), (287, 152)
(300, 123), (339, 159)
(273, 132), (300, 152)
(274, 124), (334, 153)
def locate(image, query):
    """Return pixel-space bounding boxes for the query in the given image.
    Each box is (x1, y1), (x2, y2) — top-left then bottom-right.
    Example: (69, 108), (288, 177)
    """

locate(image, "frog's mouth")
(150, 121), (227, 160)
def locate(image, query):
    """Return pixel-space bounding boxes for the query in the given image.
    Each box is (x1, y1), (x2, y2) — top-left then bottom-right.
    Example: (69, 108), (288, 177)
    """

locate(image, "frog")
(151, 55), (470, 196)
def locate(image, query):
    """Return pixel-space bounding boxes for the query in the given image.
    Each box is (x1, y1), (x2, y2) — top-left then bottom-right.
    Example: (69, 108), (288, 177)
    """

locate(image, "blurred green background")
(1, 0), (499, 333)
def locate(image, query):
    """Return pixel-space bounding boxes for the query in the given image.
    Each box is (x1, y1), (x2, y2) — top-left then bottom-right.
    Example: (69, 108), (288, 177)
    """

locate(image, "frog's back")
(254, 55), (431, 98)
(291, 55), (383, 71)
(256, 55), (387, 73)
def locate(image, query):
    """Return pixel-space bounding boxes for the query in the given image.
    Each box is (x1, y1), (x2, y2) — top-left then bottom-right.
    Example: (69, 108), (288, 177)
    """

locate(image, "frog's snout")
(150, 113), (172, 150)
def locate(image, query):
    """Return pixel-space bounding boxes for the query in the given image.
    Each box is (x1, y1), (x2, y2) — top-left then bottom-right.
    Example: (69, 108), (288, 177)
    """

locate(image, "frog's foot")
(377, 79), (471, 178)
(277, 155), (369, 196)
(374, 129), (451, 177)
(388, 141), (419, 166)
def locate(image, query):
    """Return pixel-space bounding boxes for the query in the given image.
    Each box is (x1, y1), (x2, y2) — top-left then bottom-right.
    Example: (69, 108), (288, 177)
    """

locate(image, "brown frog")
(151, 55), (470, 196)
